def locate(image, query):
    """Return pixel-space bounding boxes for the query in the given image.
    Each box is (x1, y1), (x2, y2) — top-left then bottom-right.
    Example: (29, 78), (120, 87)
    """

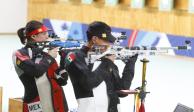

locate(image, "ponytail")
(17, 20), (44, 45)
(17, 27), (27, 45)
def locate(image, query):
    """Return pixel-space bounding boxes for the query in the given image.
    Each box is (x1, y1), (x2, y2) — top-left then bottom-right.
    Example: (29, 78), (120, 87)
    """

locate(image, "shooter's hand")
(122, 54), (138, 64)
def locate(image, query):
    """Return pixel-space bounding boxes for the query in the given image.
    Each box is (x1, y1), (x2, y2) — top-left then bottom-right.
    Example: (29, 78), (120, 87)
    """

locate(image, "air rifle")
(87, 40), (191, 63)
(26, 33), (83, 50)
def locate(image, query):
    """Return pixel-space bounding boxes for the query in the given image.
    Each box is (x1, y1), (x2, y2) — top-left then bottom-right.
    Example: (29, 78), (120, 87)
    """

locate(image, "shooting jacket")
(12, 46), (68, 112)
(64, 46), (136, 112)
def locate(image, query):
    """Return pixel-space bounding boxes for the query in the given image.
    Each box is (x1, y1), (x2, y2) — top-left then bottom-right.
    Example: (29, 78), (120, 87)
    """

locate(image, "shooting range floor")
(0, 35), (194, 112)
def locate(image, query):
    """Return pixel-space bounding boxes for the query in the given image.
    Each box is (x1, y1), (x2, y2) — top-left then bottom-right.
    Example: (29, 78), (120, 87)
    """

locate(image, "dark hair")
(17, 20), (43, 44)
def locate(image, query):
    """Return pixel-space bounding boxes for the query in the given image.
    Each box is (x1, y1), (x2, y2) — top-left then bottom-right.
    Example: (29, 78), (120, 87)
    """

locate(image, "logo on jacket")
(65, 52), (76, 65)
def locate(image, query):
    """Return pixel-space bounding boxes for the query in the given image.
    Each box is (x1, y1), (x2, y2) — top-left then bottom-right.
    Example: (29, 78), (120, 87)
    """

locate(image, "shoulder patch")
(65, 52), (76, 64)
(15, 51), (30, 61)
(16, 59), (21, 65)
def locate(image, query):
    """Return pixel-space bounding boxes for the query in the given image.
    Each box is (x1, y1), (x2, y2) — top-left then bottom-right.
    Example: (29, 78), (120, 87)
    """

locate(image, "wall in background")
(0, 0), (27, 33)
(28, 0), (194, 37)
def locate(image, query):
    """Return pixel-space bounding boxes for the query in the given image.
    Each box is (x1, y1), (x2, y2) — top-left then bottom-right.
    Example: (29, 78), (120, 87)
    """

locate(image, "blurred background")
(0, 0), (194, 112)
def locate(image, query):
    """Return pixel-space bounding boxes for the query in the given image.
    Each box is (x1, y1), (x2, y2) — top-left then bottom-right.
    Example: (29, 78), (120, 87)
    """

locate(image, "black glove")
(122, 54), (138, 64)
(55, 68), (68, 86)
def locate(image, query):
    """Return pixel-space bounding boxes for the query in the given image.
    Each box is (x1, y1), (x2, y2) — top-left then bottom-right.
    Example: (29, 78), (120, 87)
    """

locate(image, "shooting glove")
(55, 68), (68, 86)
(122, 54), (138, 64)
